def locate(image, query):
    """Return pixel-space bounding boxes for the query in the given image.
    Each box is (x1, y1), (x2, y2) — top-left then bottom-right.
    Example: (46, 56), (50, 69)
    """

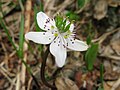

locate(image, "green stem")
(100, 64), (104, 88)
(40, 46), (57, 89)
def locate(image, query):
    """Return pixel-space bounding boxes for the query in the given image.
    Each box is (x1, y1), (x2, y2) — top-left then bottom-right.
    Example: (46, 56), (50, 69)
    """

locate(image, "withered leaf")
(55, 77), (79, 90)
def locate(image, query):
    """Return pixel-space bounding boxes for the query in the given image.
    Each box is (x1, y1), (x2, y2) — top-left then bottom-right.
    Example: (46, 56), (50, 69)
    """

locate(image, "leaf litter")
(0, 0), (120, 90)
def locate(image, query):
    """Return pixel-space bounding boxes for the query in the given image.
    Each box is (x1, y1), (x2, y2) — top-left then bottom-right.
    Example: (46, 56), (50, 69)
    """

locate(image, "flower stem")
(40, 46), (57, 89)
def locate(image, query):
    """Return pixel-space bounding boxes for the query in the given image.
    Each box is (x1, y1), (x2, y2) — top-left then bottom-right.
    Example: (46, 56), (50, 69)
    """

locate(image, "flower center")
(55, 14), (72, 33)
(63, 30), (72, 39)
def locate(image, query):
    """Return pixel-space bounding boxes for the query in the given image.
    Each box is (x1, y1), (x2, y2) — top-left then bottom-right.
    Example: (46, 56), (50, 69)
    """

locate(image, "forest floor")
(0, 0), (120, 90)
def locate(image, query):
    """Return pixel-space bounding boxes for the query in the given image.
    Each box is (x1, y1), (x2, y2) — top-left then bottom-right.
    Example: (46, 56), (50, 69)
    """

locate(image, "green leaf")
(77, 0), (86, 8)
(40, 0), (44, 12)
(86, 35), (92, 45)
(18, 14), (24, 58)
(100, 64), (104, 89)
(85, 43), (99, 71)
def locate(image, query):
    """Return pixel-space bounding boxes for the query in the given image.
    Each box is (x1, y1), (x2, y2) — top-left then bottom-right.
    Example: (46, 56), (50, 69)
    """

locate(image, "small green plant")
(25, 11), (88, 89)
(85, 42), (99, 71)
(98, 64), (104, 90)
(19, 14), (24, 58)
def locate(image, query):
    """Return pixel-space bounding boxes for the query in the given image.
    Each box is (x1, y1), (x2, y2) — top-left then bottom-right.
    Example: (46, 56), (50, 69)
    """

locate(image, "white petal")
(25, 32), (55, 44)
(37, 12), (56, 31)
(50, 36), (67, 67)
(66, 38), (88, 51)
(66, 21), (74, 32)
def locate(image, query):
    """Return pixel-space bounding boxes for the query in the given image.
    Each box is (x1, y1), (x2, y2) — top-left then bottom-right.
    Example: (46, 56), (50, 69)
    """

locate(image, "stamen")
(54, 41), (56, 43)
(67, 43), (68, 46)
(48, 18), (50, 22)
(63, 45), (65, 48)
(64, 35), (67, 39)
(44, 25), (46, 29)
(43, 33), (45, 35)
(51, 26), (54, 29)
(54, 33), (58, 37)
(49, 38), (51, 40)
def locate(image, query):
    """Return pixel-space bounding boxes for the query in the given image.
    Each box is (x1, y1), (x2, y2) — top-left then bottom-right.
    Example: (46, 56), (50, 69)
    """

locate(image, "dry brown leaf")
(75, 71), (83, 88)
(107, 0), (120, 7)
(94, 0), (108, 20)
(111, 39), (120, 56)
(104, 71), (119, 81)
(55, 77), (79, 90)
(104, 82), (111, 90)
(0, 1), (16, 18)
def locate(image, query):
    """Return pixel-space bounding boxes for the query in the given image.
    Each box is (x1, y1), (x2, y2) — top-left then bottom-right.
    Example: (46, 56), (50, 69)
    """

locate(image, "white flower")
(25, 12), (88, 67)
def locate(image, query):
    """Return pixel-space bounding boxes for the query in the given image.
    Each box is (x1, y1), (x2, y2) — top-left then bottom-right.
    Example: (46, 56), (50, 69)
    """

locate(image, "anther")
(43, 33), (45, 35)
(67, 43), (68, 46)
(48, 18), (50, 21)
(63, 45), (65, 48)
(49, 38), (51, 40)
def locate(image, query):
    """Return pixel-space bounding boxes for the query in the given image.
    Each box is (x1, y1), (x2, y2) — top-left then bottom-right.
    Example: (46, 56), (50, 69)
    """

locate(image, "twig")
(53, 0), (75, 17)
(21, 0), (32, 90)
(40, 46), (57, 89)
(100, 54), (120, 61)
(111, 77), (120, 90)
(16, 71), (20, 90)
(92, 27), (120, 44)
(0, 66), (15, 85)
(27, 77), (33, 90)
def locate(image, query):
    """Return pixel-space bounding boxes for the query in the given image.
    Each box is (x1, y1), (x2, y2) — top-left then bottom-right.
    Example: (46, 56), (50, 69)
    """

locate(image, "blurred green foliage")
(85, 43), (99, 71)
(66, 11), (80, 21)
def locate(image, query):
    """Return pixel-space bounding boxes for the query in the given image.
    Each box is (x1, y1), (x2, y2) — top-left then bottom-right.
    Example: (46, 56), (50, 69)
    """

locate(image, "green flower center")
(55, 15), (73, 33)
